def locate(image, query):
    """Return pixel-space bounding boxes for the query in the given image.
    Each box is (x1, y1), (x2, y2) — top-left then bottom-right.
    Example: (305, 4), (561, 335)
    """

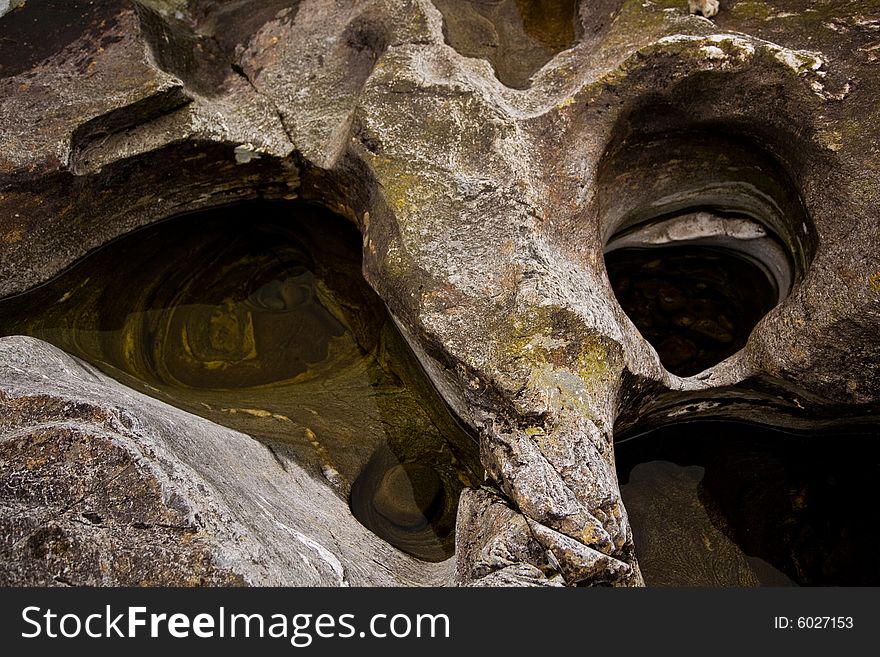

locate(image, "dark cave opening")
(615, 421), (880, 587)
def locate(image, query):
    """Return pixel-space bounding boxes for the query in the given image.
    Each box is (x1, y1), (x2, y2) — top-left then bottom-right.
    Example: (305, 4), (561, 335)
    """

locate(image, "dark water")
(0, 0), (126, 78)
(0, 200), (481, 562)
(433, 0), (580, 88)
(605, 246), (778, 376)
(616, 422), (880, 586)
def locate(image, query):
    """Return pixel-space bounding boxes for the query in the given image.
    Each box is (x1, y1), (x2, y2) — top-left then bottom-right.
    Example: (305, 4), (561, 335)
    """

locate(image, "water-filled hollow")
(598, 129), (813, 376)
(615, 421), (880, 586)
(433, 0), (583, 89)
(605, 241), (780, 376)
(0, 200), (481, 562)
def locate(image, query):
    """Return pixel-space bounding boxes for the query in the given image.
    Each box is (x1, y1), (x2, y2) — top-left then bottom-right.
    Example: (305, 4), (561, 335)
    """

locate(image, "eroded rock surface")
(1, 0), (878, 586)
(0, 337), (452, 585)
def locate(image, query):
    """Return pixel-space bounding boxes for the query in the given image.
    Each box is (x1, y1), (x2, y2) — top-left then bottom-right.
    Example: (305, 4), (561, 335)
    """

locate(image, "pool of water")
(0, 200), (481, 562)
(605, 245), (778, 376)
(616, 421), (880, 586)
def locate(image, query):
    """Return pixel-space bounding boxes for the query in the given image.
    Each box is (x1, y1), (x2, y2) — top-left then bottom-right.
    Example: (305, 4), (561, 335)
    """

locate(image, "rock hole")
(0, 200), (480, 563)
(605, 217), (783, 377)
(81, 512), (104, 525)
(350, 447), (457, 562)
(599, 129), (813, 377)
(615, 421), (880, 586)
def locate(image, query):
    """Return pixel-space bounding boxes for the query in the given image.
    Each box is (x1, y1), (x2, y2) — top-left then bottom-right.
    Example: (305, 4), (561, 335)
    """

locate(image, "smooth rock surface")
(1, 0), (878, 586)
(0, 336), (452, 586)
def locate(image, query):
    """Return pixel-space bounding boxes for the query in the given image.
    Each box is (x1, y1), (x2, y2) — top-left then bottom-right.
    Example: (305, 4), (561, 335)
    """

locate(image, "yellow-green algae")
(492, 305), (622, 426)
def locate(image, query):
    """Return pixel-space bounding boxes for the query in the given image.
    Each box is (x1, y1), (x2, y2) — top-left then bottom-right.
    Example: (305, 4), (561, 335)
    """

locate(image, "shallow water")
(605, 246), (778, 376)
(0, 200), (481, 562)
(616, 421), (880, 586)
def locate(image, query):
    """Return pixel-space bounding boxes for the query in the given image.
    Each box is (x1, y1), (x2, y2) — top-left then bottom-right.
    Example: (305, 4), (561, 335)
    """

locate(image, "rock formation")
(1, 0), (878, 586)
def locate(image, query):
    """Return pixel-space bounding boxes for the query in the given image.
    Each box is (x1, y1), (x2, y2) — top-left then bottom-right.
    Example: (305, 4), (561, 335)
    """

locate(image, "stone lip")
(1, 0), (879, 586)
(0, 336), (453, 586)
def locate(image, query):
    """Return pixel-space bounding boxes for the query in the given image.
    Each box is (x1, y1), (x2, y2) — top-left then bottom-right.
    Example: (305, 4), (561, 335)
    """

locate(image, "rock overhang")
(0, 0), (878, 586)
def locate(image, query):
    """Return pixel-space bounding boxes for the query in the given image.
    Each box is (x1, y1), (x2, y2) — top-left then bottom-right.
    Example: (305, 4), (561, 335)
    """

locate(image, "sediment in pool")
(605, 243), (778, 376)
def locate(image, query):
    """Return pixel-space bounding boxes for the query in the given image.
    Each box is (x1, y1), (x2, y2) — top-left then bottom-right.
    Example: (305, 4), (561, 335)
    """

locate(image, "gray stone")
(0, 1), (24, 19)
(1, 0), (878, 586)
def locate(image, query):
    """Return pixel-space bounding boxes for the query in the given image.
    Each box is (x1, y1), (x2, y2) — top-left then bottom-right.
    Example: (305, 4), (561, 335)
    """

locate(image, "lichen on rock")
(1, 0), (878, 586)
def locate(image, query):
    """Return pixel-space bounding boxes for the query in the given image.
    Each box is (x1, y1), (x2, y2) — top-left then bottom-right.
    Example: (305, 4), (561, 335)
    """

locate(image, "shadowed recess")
(0, 200), (481, 562)
(598, 128), (812, 377)
(616, 421), (880, 586)
(605, 244), (778, 376)
(134, 0), (302, 97)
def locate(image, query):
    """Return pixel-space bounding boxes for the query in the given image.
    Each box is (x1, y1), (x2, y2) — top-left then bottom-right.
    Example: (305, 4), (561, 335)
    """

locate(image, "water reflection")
(0, 200), (481, 562)
(616, 421), (880, 586)
(433, 0), (580, 88)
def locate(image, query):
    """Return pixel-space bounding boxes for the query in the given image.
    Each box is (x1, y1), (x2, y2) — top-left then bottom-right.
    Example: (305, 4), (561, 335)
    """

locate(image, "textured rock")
(0, 337), (452, 586)
(1, 0), (878, 586)
(0, 1), (24, 20)
(454, 487), (551, 585)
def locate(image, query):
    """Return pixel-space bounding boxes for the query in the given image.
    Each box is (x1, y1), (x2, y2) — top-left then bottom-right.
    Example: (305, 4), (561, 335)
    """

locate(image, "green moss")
(497, 306), (617, 378)
(598, 0), (678, 54)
